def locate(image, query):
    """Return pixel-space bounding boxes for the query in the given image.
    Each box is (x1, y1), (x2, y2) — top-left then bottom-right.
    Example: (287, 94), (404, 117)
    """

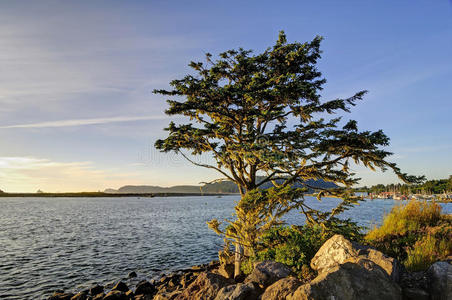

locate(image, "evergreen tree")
(154, 31), (421, 277)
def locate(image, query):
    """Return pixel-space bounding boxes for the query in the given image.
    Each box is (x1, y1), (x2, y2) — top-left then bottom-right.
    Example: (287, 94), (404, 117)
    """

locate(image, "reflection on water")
(0, 195), (450, 299)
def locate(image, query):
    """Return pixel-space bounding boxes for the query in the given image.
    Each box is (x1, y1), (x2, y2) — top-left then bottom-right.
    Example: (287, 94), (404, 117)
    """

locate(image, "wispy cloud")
(0, 115), (168, 129)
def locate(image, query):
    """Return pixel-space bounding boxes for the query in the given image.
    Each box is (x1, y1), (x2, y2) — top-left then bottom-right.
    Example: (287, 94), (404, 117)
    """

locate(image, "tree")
(154, 31), (421, 277)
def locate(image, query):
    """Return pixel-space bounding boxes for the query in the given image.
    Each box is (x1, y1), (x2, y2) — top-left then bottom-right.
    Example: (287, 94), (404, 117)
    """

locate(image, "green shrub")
(366, 200), (451, 271)
(242, 220), (363, 279)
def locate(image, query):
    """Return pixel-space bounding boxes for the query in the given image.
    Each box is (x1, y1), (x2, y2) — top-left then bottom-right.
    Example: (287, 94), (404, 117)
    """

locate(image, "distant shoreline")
(0, 192), (239, 198)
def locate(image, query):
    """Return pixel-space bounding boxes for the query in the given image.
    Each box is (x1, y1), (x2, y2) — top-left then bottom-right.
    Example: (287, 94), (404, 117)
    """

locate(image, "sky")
(0, 0), (451, 192)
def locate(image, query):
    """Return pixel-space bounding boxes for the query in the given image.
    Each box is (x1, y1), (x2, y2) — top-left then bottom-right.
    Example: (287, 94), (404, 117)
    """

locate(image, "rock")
(112, 281), (129, 292)
(290, 258), (402, 300)
(260, 277), (302, 300)
(134, 280), (156, 296)
(70, 291), (87, 300)
(427, 261), (452, 300)
(133, 295), (153, 300)
(48, 292), (74, 300)
(311, 234), (401, 281)
(217, 263), (234, 279)
(365, 247), (402, 282)
(103, 290), (128, 300)
(180, 273), (195, 288)
(214, 282), (258, 300)
(128, 271), (137, 278)
(402, 287), (429, 300)
(153, 290), (182, 300)
(175, 272), (234, 300)
(125, 290), (134, 298)
(244, 261), (292, 289)
(399, 270), (430, 292)
(89, 285), (104, 296)
(93, 293), (104, 300)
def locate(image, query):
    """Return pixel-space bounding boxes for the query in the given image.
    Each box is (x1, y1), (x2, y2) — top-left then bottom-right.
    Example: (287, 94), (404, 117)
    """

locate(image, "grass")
(365, 200), (451, 271)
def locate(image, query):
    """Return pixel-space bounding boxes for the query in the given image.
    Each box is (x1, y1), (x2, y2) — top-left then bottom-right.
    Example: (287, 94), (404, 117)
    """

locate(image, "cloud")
(0, 156), (143, 192)
(0, 115), (168, 129)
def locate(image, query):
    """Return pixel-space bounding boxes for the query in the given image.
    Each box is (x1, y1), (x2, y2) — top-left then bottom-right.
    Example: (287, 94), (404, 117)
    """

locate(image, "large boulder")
(428, 261), (452, 300)
(244, 261), (292, 289)
(290, 258), (402, 300)
(214, 282), (259, 300)
(260, 277), (302, 300)
(311, 234), (401, 281)
(175, 272), (234, 300)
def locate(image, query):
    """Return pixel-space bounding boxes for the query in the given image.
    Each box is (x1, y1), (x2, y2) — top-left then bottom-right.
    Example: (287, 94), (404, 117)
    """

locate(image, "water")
(0, 195), (450, 299)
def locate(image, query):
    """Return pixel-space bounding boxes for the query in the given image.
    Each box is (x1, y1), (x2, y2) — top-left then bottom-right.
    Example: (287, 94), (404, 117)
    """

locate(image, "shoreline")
(0, 192), (238, 198)
(45, 235), (452, 300)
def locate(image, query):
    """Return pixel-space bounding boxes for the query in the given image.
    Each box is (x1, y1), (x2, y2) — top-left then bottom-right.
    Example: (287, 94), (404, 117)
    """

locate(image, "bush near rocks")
(242, 223), (363, 278)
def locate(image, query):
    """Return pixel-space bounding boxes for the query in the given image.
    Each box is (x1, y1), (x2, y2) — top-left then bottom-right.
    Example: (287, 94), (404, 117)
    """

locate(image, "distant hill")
(105, 178), (337, 194)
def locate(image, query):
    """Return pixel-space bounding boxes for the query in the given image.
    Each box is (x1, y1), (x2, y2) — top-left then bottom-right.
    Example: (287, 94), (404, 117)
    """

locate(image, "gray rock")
(290, 258), (402, 300)
(214, 282), (258, 300)
(244, 261), (292, 289)
(428, 261), (452, 300)
(311, 234), (401, 281)
(128, 271), (137, 278)
(260, 277), (302, 300)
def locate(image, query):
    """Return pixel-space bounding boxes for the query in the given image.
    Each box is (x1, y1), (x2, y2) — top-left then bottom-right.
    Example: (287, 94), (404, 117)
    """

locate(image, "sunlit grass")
(365, 200), (451, 271)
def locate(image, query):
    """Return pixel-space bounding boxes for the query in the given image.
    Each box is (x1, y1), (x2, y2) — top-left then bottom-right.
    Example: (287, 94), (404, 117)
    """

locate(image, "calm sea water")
(0, 195), (450, 299)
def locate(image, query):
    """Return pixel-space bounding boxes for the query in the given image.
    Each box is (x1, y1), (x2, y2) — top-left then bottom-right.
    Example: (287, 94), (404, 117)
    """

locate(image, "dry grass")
(365, 200), (451, 271)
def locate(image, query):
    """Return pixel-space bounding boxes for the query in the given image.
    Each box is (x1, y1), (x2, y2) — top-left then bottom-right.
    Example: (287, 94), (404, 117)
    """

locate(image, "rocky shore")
(47, 235), (451, 300)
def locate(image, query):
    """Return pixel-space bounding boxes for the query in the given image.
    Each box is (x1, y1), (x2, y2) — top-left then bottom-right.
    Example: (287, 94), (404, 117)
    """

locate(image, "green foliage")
(359, 177), (451, 195)
(253, 225), (324, 277)
(241, 222), (363, 278)
(366, 200), (451, 271)
(208, 186), (307, 257)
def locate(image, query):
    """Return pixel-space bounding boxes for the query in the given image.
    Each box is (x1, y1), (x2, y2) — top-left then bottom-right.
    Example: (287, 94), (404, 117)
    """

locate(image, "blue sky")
(0, 0), (451, 192)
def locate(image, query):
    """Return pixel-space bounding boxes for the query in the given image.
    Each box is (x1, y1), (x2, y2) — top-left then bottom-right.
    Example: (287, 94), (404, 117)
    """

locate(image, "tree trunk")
(234, 242), (243, 279)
